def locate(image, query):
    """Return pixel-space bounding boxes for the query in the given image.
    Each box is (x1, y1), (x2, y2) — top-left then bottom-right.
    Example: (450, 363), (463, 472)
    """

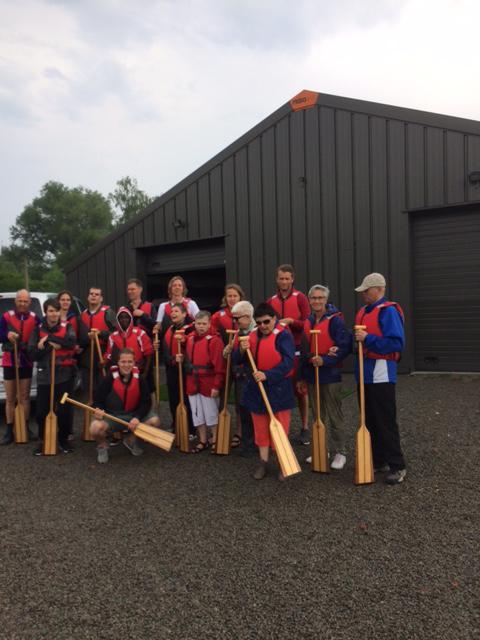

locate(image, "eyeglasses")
(309, 296), (326, 300)
(233, 315), (247, 321)
(256, 319), (273, 326)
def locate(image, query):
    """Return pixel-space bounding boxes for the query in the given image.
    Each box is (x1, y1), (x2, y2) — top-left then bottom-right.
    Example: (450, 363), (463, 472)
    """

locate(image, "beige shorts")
(188, 394), (219, 427)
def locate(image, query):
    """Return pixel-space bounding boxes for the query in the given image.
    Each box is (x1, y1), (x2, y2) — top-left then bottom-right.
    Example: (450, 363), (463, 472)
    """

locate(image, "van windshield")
(0, 297), (43, 318)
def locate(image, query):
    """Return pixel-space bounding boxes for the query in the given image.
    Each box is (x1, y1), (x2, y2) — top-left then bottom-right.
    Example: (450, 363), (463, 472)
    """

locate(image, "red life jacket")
(249, 324), (293, 376)
(185, 332), (216, 394)
(2, 310), (37, 367)
(268, 288), (306, 346)
(80, 306), (111, 346)
(355, 302), (404, 361)
(109, 328), (147, 367)
(111, 366), (141, 413)
(212, 308), (235, 332)
(67, 315), (79, 338)
(137, 301), (153, 316)
(39, 322), (76, 367)
(165, 298), (192, 317)
(163, 324), (191, 365)
(304, 312), (343, 356)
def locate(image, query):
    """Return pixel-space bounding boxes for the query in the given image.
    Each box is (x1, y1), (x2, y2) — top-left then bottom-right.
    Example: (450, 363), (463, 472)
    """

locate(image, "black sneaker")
(59, 441), (74, 453)
(33, 446), (43, 456)
(300, 429), (311, 445)
(385, 469), (407, 485)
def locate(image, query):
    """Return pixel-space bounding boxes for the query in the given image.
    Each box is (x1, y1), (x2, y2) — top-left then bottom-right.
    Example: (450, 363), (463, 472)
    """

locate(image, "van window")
(0, 297), (42, 317)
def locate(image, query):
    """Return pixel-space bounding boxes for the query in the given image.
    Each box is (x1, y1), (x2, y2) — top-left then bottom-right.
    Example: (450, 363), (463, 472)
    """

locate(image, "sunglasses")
(233, 315), (247, 321)
(256, 318), (273, 326)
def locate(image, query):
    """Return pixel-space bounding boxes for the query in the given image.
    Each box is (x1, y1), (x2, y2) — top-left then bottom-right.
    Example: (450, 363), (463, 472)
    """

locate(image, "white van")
(0, 292), (85, 403)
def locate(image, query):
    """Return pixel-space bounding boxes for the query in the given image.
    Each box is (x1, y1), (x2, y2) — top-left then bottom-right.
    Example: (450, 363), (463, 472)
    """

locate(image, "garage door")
(412, 206), (480, 372)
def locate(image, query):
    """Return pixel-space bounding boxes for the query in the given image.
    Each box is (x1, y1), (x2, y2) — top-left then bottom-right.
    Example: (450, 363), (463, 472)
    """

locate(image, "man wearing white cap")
(354, 273), (407, 485)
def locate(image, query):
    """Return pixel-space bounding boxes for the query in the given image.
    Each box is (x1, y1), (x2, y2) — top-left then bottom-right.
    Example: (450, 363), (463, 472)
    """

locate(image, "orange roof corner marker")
(290, 89), (319, 112)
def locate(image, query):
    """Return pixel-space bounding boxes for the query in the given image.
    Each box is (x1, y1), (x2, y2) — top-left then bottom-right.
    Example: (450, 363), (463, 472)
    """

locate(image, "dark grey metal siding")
(411, 206), (480, 371)
(65, 91), (480, 370)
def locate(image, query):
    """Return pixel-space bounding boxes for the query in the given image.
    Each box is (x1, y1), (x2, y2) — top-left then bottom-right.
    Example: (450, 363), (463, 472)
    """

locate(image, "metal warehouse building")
(66, 90), (480, 373)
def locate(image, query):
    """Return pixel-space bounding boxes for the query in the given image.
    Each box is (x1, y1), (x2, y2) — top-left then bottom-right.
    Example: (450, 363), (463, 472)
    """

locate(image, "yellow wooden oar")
(215, 329), (237, 455)
(174, 332), (190, 453)
(82, 335), (96, 441)
(310, 330), (329, 473)
(43, 349), (58, 455)
(354, 325), (374, 485)
(61, 393), (174, 452)
(241, 338), (301, 478)
(153, 334), (160, 411)
(93, 331), (106, 377)
(13, 340), (28, 444)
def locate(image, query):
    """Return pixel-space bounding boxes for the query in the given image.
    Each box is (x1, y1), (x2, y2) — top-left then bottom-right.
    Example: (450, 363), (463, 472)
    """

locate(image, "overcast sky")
(1, 0), (479, 247)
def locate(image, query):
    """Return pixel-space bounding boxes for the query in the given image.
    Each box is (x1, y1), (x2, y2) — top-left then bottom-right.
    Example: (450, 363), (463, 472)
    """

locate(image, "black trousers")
(36, 379), (74, 443)
(165, 365), (194, 433)
(363, 383), (406, 471)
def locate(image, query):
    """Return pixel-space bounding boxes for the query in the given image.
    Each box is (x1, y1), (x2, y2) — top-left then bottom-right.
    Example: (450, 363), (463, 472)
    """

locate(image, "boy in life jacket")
(298, 285), (352, 470)
(28, 298), (76, 455)
(267, 264), (311, 444)
(176, 311), (225, 453)
(90, 348), (161, 464)
(0, 289), (41, 444)
(237, 302), (295, 480)
(104, 307), (153, 379)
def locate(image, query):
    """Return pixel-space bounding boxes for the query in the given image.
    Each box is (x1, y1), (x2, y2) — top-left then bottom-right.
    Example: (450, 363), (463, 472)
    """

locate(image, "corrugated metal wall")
(66, 93), (480, 370)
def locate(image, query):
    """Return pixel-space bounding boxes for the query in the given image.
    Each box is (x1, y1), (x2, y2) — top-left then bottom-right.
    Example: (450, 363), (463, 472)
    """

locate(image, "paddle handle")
(241, 341), (276, 422)
(88, 335), (95, 403)
(354, 325), (367, 426)
(311, 330), (321, 422)
(93, 332), (106, 377)
(61, 393), (132, 430)
(153, 337), (160, 406)
(175, 333), (185, 404)
(50, 349), (56, 412)
(13, 339), (21, 397)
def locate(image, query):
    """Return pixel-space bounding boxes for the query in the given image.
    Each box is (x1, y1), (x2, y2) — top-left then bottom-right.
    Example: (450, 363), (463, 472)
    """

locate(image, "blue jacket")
(232, 325), (295, 415)
(355, 297), (405, 384)
(300, 305), (352, 384)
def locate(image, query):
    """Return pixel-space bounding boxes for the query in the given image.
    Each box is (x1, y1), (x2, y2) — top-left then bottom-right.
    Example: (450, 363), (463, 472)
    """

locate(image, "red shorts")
(292, 354), (307, 398)
(251, 410), (291, 449)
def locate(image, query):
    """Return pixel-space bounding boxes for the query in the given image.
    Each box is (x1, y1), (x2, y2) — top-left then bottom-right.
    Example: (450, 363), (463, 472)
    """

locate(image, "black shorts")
(3, 366), (33, 381)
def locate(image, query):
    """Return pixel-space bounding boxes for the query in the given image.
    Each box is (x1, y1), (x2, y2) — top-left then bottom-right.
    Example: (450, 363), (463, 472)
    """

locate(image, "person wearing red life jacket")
(104, 307), (153, 378)
(77, 286), (116, 391)
(155, 275), (200, 336)
(90, 348), (161, 464)
(354, 273), (407, 485)
(298, 285), (352, 469)
(162, 303), (194, 432)
(125, 278), (157, 336)
(176, 311), (225, 453)
(211, 283), (245, 346)
(0, 289), (41, 444)
(267, 264), (310, 444)
(28, 298), (76, 455)
(236, 302), (295, 481)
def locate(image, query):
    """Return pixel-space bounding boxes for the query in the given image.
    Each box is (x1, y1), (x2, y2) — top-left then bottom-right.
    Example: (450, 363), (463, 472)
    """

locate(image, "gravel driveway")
(1, 374), (478, 640)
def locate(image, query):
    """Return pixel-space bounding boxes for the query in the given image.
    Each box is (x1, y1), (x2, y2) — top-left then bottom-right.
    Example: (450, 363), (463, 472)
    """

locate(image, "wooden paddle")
(310, 330), (329, 473)
(174, 332), (190, 453)
(241, 338), (301, 478)
(12, 339), (28, 444)
(61, 393), (174, 452)
(93, 331), (106, 377)
(42, 349), (58, 455)
(354, 325), (374, 485)
(82, 335), (96, 441)
(153, 334), (160, 411)
(215, 329), (237, 455)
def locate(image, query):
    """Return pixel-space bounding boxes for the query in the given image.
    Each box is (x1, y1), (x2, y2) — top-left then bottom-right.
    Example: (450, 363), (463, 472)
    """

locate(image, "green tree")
(109, 176), (154, 226)
(10, 181), (114, 270)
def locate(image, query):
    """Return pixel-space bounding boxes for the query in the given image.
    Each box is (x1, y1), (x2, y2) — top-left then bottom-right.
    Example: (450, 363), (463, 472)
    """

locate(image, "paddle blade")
(135, 423), (175, 452)
(13, 405), (28, 444)
(175, 403), (190, 453)
(311, 419), (329, 473)
(270, 418), (301, 478)
(355, 424), (374, 485)
(43, 413), (58, 455)
(215, 409), (231, 455)
(82, 409), (95, 442)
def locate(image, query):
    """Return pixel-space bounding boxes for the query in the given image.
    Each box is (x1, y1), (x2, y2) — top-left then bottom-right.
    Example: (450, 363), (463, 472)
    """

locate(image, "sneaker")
(123, 439), (143, 456)
(59, 441), (74, 454)
(33, 445), (43, 456)
(253, 461), (267, 480)
(306, 456), (312, 464)
(97, 447), (109, 464)
(1, 425), (14, 446)
(109, 435), (122, 447)
(385, 469), (407, 485)
(330, 453), (347, 470)
(374, 463), (390, 473)
(300, 429), (311, 445)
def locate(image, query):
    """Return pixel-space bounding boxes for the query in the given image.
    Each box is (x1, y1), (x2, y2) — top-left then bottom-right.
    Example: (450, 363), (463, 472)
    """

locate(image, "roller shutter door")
(145, 238), (225, 274)
(412, 207), (480, 372)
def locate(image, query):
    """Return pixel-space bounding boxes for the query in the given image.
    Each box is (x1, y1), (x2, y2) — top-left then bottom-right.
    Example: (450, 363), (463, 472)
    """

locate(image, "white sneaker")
(330, 453), (346, 470)
(306, 456), (312, 464)
(97, 447), (109, 464)
(123, 438), (143, 456)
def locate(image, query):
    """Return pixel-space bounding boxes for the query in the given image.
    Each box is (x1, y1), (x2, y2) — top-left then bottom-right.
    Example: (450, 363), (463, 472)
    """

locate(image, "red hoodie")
(105, 307), (153, 371)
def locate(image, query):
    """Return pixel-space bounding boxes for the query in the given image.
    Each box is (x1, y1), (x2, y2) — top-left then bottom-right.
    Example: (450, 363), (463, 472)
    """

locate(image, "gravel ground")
(1, 374), (479, 640)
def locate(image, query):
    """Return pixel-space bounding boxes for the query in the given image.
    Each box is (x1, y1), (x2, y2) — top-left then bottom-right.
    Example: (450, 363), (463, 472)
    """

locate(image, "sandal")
(191, 441), (209, 454)
(210, 441), (216, 454)
(231, 434), (242, 448)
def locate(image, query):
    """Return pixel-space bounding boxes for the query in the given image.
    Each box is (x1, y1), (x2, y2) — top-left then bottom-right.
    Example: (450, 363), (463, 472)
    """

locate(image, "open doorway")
(147, 267), (226, 314)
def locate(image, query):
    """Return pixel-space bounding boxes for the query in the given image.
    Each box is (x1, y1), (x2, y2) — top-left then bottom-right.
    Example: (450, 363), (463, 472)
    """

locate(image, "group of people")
(0, 265), (407, 485)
